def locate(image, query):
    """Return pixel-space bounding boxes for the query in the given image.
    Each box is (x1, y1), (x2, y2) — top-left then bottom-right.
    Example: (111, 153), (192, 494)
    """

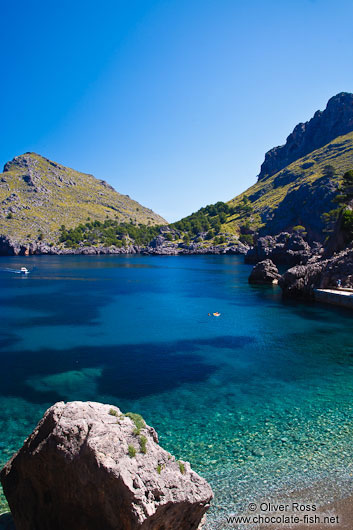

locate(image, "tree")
(323, 165), (336, 178)
(292, 225), (307, 237)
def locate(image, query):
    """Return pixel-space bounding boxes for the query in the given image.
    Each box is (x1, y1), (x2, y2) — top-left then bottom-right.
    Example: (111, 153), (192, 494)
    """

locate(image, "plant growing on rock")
(292, 225), (307, 237)
(108, 408), (118, 417)
(125, 412), (145, 435)
(178, 461), (186, 475)
(128, 445), (137, 458)
(156, 463), (165, 474)
(139, 435), (147, 454)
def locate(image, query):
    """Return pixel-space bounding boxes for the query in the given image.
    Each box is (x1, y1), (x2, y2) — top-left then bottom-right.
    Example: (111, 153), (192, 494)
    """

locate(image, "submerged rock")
(248, 259), (281, 284)
(0, 401), (213, 530)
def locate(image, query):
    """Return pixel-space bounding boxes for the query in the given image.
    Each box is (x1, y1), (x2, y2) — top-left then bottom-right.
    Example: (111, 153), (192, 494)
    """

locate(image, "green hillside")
(0, 153), (166, 243)
(168, 131), (353, 246)
(223, 131), (353, 240)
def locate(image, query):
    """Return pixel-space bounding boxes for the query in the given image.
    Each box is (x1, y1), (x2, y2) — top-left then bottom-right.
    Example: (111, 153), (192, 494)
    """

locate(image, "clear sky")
(2, 0), (353, 221)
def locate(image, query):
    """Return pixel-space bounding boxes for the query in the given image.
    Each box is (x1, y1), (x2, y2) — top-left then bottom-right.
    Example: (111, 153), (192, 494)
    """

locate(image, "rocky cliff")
(279, 247), (353, 298)
(214, 93), (353, 242)
(226, 129), (353, 241)
(0, 153), (166, 245)
(244, 232), (322, 266)
(0, 401), (213, 530)
(258, 92), (353, 181)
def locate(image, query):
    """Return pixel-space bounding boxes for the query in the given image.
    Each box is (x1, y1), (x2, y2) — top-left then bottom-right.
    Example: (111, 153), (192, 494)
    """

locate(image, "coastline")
(3, 475), (353, 530)
(0, 237), (249, 257)
(204, 476), (353, 529)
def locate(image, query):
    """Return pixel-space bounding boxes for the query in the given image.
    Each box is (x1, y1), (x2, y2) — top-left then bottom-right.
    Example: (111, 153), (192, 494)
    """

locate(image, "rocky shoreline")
(0, 234), (250, 257)
(245, 233), (353, 301)
(3, 230), (353, 304)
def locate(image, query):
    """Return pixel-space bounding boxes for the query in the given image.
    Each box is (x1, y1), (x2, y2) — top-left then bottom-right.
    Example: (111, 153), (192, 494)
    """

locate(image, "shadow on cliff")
(0, 513), (15, 530)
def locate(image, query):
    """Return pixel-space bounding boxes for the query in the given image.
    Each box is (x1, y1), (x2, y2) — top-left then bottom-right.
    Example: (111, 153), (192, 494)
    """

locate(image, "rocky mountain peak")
(258, 92), (353, 181)
(0, 152), (167, 244)
(4, 152), (37, 173)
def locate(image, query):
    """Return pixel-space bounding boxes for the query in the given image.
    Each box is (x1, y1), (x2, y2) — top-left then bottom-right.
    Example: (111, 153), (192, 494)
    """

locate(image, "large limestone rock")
(248, 259), (280, 284)
(0, 401), (213, 530)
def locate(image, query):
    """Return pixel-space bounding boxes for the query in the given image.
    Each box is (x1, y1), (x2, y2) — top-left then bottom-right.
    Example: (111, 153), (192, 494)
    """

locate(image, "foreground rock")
(0, 401), (213, 530)
(279, 248), (353, 298)
(248, 259), (281, 284)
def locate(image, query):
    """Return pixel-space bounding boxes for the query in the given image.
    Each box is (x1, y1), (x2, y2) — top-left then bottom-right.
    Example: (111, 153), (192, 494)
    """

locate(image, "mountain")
(167, 93), (353, 248)
(226, 130), (353, 240)
(0, 153), (166, 244)
(258, 92), (353, 181)
(222, 94), (353, 242)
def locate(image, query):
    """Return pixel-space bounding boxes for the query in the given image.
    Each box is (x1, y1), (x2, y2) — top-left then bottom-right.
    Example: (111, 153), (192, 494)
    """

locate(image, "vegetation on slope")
(59, 220), (163, 248)
(4, 130), (353, 250)
(0, 152), (166, 244)
(58, 201), (241, 248)
(223, 131), (353, 240)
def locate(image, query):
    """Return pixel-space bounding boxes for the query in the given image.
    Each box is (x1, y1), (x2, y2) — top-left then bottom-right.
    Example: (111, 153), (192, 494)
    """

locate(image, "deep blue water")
(1, 255), (353, 527)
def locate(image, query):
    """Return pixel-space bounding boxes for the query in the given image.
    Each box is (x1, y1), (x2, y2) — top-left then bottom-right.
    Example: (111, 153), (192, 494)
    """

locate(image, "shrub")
(139, 435), (147, 454)
(342, 209), (353, 241)
(322, 208), (340, 233)
(109, 408), (118, 416)
(156, 464), (162, 474)
(178, 461), (186, 474)
(125, 412), (145, 435)
(323, 164), (336, 178)
(239, 234), (254, 245)
(128, 445), (137, 458)
(292, 225), (307, 236)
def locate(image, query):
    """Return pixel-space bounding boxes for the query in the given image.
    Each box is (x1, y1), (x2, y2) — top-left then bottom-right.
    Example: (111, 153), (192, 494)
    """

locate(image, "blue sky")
(2, 0), (353, 221)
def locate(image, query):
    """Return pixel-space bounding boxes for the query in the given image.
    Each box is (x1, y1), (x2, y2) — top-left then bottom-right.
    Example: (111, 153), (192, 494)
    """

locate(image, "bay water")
(1, 255), (353, 527)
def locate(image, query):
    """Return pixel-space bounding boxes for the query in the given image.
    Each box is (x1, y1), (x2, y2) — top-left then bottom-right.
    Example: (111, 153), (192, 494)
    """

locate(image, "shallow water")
(1, 255), (353, 526)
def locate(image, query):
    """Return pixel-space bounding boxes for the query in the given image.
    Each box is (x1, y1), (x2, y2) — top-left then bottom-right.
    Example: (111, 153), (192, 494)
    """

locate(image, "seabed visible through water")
(1, 255), (353, 528)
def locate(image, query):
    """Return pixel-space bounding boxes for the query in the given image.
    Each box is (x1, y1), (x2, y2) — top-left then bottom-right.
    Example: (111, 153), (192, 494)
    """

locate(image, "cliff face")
(227, 130), (353, 241)
(279, 247), (353, 299)
(258, 92), (353, 181)
(0, 153), (166, 244)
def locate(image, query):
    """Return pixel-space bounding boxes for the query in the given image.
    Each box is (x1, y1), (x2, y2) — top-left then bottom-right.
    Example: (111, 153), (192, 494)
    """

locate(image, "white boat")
(20, 267), (29, 274)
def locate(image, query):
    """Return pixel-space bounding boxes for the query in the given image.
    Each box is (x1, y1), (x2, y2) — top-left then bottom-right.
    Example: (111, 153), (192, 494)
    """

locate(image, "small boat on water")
(20, 267), (29, 274)
(212, 312), (221, 317)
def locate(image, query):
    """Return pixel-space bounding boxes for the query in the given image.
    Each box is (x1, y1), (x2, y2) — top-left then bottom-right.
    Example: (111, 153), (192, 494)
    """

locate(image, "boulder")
(149, 235), (166, 249)
(248, 259), (281, 284)
(0, 401), (213, 530)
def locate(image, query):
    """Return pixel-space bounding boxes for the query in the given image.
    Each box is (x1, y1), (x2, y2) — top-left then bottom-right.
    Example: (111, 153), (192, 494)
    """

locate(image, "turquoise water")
(1, 255), (353, 527)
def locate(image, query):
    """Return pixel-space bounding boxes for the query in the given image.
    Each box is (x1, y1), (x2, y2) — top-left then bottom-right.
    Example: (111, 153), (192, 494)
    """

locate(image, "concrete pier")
(314, 288), (353, 309)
